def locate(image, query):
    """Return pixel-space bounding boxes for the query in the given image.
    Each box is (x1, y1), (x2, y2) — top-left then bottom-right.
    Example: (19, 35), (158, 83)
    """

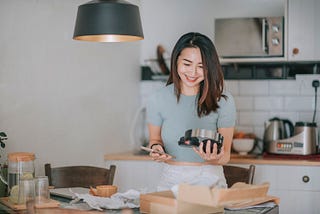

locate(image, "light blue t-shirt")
(146, 84), (236, 162)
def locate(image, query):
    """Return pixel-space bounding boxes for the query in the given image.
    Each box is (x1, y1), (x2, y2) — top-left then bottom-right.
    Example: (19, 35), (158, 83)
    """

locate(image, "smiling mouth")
(185, 75), (198, 82)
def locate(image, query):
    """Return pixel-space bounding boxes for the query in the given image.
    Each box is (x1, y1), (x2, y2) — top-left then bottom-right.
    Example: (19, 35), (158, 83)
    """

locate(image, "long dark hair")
(167, 32), (226, 117)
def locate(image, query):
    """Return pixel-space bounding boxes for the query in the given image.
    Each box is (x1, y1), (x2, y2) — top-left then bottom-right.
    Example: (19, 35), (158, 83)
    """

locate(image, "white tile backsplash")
(239, 81), (269, 95)
(269, 80), (298, 95)
(254, 96), (284, 110)
(284, 96), (315, 111)
(299, 112), (317, 123)
(234, 96), (253, 110)
(296, 74), (320, 95)
(267, 111), (298, 123)
(225, 80), (239, 95)
(141, 75), (320, 139)
(239, 111), (270, 126)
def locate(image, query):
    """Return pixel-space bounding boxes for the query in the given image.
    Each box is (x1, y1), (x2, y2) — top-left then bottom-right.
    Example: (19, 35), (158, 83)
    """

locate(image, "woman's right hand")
(149, 144), (173, 162)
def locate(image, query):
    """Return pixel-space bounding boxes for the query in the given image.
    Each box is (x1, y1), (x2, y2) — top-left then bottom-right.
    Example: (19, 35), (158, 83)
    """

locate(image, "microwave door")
(215, 18), (270, 58)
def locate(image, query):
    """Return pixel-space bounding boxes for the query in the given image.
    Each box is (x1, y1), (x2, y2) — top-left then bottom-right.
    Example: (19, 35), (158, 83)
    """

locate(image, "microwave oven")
(214, 17), (284, 58)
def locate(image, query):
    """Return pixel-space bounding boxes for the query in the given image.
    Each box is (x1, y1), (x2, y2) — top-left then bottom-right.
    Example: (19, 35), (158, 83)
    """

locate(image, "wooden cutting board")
(0, 197), (60, 210)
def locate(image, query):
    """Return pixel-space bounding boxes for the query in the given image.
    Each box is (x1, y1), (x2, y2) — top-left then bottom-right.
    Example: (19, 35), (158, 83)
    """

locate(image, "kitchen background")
(0, 0), (319, 174)
(140, 74), (320, 153)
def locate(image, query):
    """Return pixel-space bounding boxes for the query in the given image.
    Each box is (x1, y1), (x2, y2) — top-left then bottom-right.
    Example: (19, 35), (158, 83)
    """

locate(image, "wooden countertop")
(104, 152), (320, 166)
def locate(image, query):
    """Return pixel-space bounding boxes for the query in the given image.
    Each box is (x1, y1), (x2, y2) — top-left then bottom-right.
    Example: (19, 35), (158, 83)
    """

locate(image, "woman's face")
(177, 47), (204, 95)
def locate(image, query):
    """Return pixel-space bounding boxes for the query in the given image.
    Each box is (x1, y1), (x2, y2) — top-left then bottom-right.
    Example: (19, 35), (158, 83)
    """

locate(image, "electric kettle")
(263, 117), (294, 143)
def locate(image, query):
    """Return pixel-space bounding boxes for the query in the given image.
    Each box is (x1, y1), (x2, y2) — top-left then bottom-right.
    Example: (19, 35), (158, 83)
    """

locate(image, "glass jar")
(1, 152), (35, 203)
(7, 152), (35, 188)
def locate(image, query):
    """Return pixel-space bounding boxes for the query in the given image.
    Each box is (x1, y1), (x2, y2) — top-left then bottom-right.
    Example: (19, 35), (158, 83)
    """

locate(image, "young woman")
(146, 32), (236, 191)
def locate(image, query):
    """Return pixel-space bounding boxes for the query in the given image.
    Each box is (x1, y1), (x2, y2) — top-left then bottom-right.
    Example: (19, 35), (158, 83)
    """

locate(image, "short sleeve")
(146, 94), (163, 126)
(217, 92), (236, 128)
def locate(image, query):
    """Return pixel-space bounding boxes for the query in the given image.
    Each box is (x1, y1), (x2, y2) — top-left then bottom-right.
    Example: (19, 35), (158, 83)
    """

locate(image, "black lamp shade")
(73, 0), (144, 42)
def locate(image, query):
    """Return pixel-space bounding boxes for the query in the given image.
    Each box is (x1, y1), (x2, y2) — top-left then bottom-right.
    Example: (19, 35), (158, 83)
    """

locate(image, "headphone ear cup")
(178, 137), (185, 145)
(202, 140), (213, 153)
(202, 139), (223, 154)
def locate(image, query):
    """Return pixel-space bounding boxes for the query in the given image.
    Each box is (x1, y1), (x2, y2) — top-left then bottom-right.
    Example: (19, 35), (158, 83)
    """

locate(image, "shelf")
(222, 61), (320, 80)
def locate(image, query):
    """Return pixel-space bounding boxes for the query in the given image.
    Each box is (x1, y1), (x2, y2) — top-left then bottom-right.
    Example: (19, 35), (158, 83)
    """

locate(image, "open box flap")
(178, 182), (279, 208)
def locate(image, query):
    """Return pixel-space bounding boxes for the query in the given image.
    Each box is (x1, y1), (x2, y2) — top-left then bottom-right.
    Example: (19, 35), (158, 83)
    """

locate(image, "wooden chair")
(223, 164), (255, 188)
(45, 163), (116, 188)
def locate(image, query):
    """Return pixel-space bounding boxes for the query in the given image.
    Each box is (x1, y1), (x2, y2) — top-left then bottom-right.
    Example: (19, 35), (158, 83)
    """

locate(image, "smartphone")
(140, 146), (175, 159)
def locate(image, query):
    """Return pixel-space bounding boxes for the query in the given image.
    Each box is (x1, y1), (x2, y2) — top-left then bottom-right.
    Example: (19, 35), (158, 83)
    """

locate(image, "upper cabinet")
(215, 0), (286, 63)
(140, 0), (320, 66)
(218, 0), (320, 63)
(287, 0), (320, 61)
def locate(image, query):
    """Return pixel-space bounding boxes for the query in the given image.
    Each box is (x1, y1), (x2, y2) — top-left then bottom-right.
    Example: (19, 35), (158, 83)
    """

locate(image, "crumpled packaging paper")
(73, 189), (140, 211)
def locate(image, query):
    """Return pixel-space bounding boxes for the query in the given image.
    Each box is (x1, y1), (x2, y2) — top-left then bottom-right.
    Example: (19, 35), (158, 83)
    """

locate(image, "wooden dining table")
(0, 195), (141, 214)
(0, 203), (279, 214)
(0, 195), (279, 214)
(0, 202), (140, 214)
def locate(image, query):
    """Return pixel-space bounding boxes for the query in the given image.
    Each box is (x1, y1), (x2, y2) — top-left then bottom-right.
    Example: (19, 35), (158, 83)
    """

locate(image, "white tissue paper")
(72, 189), (140, 211)
(170, 185), (179, 198)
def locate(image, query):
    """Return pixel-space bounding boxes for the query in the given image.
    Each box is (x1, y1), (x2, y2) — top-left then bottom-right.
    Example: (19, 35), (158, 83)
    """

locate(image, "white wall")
(0, 0), (141, 175)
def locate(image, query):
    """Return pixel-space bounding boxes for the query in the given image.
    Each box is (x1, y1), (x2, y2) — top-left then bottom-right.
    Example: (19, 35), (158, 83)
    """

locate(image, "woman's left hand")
(193, 140), (225, 161)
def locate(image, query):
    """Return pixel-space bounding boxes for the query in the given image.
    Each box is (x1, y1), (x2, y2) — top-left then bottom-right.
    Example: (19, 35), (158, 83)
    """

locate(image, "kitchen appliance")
(265, 81), (319, 155)
(266, 122), (318, 155)
(178, 129), (224, 153)
(263, 117), (294, 143)
(214, 17), (284, 58)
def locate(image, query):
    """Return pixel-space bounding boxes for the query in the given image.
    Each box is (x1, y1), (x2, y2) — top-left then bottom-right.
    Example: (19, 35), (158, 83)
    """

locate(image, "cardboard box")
(140, 182), (279, 213)
(140, 191), (176, 213)
(178, 182), (280, 209)
(140, 191), (224, 214)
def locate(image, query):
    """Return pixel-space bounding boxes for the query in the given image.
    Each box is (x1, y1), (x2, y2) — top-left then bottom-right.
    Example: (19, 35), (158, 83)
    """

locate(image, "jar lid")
(8, 152), (35, 162)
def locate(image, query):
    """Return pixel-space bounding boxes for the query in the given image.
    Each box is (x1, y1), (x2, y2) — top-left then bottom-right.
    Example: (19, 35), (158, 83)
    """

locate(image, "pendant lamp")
(73, 0), (144, 42)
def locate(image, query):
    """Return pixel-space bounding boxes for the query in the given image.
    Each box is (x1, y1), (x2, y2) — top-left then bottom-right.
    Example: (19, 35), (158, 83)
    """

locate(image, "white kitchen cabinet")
(287, 0), (320, 61)
(231, 164), (320, 214)
(106, 160), (163, 193)
(220, 0), (320, 63)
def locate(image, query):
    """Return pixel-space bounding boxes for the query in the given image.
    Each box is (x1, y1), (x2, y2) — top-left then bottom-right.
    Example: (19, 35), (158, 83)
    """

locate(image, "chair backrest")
(223, 164), (255, 188)
(45, 163), (116, 188)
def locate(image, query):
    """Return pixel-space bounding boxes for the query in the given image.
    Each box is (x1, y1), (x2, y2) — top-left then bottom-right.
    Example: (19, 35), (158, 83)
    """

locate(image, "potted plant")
(0, 132), (7, 197)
